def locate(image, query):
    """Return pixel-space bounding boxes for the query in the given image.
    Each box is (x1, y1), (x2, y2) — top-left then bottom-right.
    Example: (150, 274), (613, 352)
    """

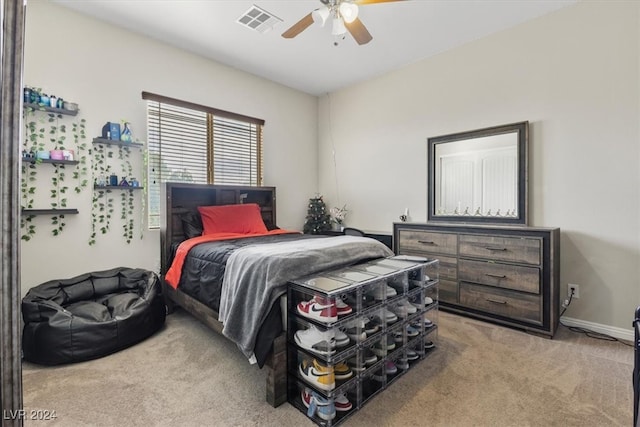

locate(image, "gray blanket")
(218, 235), (394, 360)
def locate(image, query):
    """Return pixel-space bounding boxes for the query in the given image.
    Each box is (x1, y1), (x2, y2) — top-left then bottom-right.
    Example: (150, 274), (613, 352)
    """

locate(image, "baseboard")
(560, 316), (634, 342)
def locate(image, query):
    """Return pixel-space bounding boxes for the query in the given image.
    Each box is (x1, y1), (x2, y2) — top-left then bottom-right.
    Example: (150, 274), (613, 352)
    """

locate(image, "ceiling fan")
(282, 0), (405, 46)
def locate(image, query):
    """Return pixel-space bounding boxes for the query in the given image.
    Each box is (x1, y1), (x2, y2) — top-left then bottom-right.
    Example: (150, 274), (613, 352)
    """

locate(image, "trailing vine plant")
(89, 143), (114, 245)
(118, 144), (136, 243)
(72, 119), (88, 194)
(20, 107), (44, 241)
(21, 103), (89, 240)
(49, 113), (69, 236)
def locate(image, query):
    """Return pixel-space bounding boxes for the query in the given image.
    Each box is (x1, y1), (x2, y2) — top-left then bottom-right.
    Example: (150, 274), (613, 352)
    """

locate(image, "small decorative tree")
(303, 195), (332, 234)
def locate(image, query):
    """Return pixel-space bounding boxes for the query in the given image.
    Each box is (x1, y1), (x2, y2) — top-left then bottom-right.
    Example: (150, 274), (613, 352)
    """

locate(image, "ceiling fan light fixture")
(331, 16), (347, 36)
(312, 6), (330, 26)
(339, 2), (359, 24)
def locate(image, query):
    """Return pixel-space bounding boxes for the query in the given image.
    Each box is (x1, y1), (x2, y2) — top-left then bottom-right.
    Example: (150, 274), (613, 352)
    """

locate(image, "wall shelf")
(21, 208), (79, 216)
(24, 102), (78, 116)
(93, 185), (144, 190)
(22, 158), (79, 165)
(92, 138), (144, 148)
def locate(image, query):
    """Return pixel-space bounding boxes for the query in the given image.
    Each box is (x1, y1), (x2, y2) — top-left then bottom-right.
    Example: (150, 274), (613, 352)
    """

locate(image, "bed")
(160, 183), (393, 407)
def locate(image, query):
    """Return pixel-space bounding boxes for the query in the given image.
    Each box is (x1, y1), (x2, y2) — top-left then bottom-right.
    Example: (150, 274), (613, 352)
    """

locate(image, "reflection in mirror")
(428, 121), (528, 225)
(435, 132), (518, 216)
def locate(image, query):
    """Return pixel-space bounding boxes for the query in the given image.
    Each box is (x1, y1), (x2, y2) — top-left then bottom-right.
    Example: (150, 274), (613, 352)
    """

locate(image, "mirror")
(427, 121), (528, 225)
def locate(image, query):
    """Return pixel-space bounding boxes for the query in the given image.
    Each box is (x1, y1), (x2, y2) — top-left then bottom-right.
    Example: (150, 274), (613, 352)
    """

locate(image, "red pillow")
(197, 203), (268, 235)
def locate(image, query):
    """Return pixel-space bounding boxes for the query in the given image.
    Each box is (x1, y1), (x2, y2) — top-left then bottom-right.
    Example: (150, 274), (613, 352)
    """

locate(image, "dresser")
(393, 223), (560, 337)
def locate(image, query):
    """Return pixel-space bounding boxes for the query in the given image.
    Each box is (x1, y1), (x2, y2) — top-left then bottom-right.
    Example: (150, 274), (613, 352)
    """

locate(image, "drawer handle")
(486, 298), (507, 305)
(485, 274), (507, 279)
(418, 240), (435, 245)
(483, 246), (507, 251)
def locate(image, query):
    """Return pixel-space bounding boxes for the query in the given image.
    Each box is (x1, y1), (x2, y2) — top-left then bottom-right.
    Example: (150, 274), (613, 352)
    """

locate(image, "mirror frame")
(427, 121), (528, 225)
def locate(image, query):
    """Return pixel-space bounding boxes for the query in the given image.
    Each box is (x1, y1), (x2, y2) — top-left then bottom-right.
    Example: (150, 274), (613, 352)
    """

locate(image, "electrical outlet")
(568, 284), (580, 299)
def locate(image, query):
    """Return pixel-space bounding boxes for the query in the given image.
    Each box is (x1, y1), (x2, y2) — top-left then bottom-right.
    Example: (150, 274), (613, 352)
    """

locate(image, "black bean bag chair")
(22, 267), (166, 365)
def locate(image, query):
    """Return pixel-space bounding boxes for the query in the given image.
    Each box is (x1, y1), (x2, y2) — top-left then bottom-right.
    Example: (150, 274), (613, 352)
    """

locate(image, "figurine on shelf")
(119, 178), (129, 187)
(96, 172), (106, 187)
(120, 122), (132, 143)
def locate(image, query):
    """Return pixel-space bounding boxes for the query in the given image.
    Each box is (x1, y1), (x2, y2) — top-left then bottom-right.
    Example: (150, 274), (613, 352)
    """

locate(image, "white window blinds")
(144, 92), (264, 228)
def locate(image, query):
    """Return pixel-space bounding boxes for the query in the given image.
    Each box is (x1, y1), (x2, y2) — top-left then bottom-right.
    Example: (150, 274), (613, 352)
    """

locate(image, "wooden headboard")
(160, 182), (276, 275)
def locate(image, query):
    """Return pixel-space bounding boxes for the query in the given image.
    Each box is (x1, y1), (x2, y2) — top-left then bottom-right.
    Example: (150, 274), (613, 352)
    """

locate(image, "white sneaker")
(294, 325), (336, 356)
(335, 329), (350, 347)
(389, 304), (409, 319)
(367, 284), (398, 300)
(399, 299), (417, 314)
(384, 308), (398, 324)
(335, 296), (353, 315)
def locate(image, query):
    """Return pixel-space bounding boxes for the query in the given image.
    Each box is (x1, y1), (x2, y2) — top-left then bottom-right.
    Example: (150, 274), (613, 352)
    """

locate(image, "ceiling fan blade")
(345, 17), (373, 45)
(354, 0), (405, 4)
(282, 13), (314, 39)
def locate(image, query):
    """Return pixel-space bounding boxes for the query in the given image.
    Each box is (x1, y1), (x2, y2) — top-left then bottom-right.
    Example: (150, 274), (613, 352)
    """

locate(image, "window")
(143, 92), (264, 228)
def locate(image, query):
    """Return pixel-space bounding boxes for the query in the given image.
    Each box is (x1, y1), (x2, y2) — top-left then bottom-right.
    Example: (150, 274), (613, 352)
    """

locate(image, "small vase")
(120, 122), (132, 143)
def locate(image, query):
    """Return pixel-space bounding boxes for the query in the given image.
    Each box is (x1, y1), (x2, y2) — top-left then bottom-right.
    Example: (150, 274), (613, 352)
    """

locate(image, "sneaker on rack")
(371, 340), (387, 357)
(344, 318), (367, 342)
(410, 296), (434, 310)
(367, 284), (398, 300)
(393, 330), (404, 343)
(347, 357), (366, 373)
(297, 296), (338, 323)
(385, 360), (398, 375)
(399, 299), (417, 314)
(363, 317), (379, 334)
(396, 357), (409, 370)
(335, 295), (353, 316)
(384, 308), (399, 324)
(311, 358), (352, 381)
(334, 392), (353, 412)
(386, 334), (396, 351)
(301, 388), (336, 421)
(405, 324), (419, 337)
(335, 329), (350, 347)
(294, 325), (336, 356)
(425, 340), (436, 350)
(406, 348), (419, 360)
(299, 359), (335, 391)
(363, 348), (378, 365)
(368, 315), (384, 331)
(333, 361), (354, 380)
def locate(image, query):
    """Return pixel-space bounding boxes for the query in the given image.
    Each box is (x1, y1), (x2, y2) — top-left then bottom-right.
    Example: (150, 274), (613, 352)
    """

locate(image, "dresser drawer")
(439, 279), (458, 304)
(437, 256), (457, 280)
(459, 259), (540, 294)
(459, 282), (542, 325)
(459, 234), (541, 265)
(398, 230), (457, 255)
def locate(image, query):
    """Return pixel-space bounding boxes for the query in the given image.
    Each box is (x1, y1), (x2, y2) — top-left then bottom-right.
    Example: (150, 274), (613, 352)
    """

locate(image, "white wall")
(21, 2), (318, 294)
(318, 1), (640, 331)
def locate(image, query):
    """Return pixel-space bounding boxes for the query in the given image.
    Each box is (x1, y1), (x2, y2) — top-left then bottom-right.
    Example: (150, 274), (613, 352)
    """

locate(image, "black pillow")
(180, 211), (203, 239)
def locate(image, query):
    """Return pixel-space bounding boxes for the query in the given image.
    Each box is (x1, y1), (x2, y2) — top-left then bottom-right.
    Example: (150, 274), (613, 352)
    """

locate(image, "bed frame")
(160, 182), (287, 407)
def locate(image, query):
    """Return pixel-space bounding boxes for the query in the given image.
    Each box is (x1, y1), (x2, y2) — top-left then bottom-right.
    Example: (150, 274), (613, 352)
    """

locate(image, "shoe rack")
(287, 256), (439, 426)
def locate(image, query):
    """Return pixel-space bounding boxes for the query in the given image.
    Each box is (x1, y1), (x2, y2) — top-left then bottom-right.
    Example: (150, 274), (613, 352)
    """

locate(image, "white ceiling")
(53, 0), (576, 96)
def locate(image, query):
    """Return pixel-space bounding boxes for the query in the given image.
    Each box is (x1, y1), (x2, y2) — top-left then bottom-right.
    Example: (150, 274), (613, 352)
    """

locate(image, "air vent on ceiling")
(237, 5), (283, 34)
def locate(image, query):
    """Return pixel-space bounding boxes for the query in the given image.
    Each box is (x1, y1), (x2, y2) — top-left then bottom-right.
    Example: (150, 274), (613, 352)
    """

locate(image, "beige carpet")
(22, 310), (634, 426)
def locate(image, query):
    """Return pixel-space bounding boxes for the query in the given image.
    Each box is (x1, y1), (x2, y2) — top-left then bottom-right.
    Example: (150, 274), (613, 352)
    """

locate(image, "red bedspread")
(164, 229), (298, 289)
